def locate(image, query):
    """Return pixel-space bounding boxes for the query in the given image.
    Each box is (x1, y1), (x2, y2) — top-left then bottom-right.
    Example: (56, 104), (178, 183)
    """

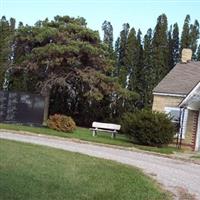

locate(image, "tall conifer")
(152, 14), (169, 85)
(180, 15), (191, 50)
(190, 19), (200, 59)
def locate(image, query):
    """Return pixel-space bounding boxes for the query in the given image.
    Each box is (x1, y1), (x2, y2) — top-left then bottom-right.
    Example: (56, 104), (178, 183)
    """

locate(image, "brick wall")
(152, 95), (184, 111)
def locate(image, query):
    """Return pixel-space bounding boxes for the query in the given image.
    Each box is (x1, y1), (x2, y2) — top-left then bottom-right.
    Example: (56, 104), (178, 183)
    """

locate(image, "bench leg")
(112, 132), (116, 139)
(93, 130), (97, 137)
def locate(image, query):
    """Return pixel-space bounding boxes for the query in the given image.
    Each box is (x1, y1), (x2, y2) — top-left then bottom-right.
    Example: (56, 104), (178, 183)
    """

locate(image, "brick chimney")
(181, 48), (192, 63)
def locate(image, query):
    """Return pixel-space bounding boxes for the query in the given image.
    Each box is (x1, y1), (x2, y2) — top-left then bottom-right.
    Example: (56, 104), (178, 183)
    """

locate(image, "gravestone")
(0, 91), (45, 125)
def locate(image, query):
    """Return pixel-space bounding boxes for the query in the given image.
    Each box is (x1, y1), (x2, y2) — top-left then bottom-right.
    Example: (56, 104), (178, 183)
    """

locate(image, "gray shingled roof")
(153, 61), (200, 95)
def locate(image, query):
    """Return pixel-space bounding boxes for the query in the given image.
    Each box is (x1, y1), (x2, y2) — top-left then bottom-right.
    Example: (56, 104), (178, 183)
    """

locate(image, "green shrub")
(47, 114), (76, 133)
(121, 110), (176, 147)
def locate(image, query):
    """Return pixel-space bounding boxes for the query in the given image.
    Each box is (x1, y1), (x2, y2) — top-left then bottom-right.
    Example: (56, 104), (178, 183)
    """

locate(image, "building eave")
(153, 92), (187, 98)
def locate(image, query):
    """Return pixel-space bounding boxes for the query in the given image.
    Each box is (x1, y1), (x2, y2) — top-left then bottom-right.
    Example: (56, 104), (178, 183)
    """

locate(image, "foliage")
(0, 14), (199, 127)
(47, 114), (76, 132)
(12, 15), (137, 126)
(121, 110), (176, 147)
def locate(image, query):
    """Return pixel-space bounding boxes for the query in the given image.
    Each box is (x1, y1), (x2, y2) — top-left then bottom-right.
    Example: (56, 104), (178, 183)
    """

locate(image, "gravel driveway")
(0, 131), (200, 200)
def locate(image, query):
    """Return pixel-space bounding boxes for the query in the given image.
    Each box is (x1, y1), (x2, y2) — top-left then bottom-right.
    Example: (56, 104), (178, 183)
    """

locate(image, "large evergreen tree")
(12, 15), (136, 125)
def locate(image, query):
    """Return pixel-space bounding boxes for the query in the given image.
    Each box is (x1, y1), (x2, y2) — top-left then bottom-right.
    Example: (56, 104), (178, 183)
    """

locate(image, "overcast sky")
(2, 0), (200, 41)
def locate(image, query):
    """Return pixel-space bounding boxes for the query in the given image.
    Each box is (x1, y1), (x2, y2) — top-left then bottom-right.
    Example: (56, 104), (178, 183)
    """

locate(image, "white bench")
(90, 122), (121, 138)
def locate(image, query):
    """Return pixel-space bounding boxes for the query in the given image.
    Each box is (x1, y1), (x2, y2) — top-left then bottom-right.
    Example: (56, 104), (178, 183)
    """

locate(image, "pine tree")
(143, 28), (153, 106)
(168, 25), (174, 70)
(168, 23), (180, 69)
(172, 23), (180, 65)
(135, 29), (144, 101)
(190, 19), (200, 59)
(152, 14), (169, 85)
(114, 37), (120, 75)
(0, 16), (16, 88)
(118, 23), (130, 66)
(102, 20), (113, 51)
(180, 15), (191, 51)
(115, 23), (130, 86)
(123, 27), (139, 90)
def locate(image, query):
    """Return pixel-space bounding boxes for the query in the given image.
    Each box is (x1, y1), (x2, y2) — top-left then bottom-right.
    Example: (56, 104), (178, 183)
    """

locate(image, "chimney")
(181, 48), (192, 63)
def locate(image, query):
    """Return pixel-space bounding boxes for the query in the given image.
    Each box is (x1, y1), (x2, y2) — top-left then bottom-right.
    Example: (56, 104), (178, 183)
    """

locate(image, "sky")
(1, 0), (200, 41)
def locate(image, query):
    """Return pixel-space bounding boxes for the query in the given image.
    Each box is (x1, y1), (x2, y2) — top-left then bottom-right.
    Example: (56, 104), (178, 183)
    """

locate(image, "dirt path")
(0, 131), (200, 200)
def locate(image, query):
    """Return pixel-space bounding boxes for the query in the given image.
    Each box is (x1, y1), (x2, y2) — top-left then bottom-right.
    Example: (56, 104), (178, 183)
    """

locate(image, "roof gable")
(180, 82), (200, 109)
(153, 61), (200, 95)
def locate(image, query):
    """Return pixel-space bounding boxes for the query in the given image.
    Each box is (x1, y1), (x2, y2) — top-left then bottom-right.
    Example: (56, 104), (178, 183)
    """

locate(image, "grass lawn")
(0, 139), (171, 200)
(133, 144), (181, 154)
(0, 123), (133, 147)
(0, 123), (179, 154)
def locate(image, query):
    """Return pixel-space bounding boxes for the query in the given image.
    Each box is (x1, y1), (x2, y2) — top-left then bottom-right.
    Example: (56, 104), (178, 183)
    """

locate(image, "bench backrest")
(92, 122), (121, 130)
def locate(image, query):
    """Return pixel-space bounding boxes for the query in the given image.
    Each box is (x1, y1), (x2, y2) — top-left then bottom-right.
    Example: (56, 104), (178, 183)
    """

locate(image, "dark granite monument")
(0, 91), (45, 125)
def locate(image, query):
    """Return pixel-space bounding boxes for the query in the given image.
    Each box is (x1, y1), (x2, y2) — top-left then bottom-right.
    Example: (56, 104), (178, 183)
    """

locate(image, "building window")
(164, 107), (188, 139)
(165, 107), (180, 123)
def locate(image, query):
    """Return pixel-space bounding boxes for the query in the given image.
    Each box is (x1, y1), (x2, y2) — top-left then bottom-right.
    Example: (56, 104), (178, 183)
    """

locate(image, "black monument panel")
(0, 91), (45, 125)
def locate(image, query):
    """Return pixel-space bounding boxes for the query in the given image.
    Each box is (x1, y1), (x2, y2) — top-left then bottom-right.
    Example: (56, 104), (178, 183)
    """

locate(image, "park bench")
(90, 122), (121, 138)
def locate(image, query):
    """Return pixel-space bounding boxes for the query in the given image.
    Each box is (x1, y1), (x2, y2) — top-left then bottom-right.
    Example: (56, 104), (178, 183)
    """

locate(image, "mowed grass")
(0, 139), (170, 200)
(191, 154), (200, 159)
(133, 144), (181, 154)
(0, 123), (179, 154)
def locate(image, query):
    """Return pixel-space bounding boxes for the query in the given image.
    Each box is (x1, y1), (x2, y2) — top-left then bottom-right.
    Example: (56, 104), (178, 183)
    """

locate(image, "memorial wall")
(0, 91), (45, 124)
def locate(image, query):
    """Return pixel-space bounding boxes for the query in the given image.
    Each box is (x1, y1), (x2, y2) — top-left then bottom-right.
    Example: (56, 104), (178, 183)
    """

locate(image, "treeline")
(102, 14), (200, 107)
(0, 14), (199, 126)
